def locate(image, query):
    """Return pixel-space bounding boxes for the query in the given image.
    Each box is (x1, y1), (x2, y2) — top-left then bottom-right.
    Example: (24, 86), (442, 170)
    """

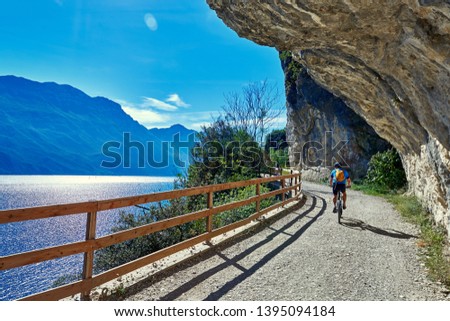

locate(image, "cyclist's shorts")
(333, 183), (346, 195)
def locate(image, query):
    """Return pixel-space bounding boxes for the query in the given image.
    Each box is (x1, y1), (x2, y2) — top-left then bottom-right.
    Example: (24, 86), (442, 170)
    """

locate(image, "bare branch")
(221, 79), (283, 145)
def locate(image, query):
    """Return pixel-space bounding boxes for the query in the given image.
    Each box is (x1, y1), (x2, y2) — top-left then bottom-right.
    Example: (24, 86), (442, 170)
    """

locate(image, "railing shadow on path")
(203, 192), (326, 301)
(340, 217), (418, 239)
(115, 191), (326, 301)
(149, 191), (326, 301)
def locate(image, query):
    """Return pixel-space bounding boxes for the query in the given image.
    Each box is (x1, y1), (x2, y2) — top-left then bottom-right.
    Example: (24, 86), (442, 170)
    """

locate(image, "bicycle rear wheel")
(338, 204), (342, 224)
(337, 192), (343, 224)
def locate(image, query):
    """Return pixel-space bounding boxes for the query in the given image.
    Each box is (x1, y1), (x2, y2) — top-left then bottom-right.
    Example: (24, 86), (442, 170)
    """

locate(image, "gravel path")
(125, 182), (449, 301)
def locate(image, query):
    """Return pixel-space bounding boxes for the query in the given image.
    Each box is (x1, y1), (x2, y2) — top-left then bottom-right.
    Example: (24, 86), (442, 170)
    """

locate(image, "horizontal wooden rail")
(0, 184), (300, 271)
(0, 173), (302, 301)
(0, 174), (298, 224)
(22, 192), (302, 301)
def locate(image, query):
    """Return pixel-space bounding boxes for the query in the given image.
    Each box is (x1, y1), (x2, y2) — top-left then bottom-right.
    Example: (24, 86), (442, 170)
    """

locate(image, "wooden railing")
(0, 173), (302, 301)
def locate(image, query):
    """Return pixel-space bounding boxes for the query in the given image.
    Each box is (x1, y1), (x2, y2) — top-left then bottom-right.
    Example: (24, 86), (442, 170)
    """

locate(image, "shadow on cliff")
(340, 217), (418, 239)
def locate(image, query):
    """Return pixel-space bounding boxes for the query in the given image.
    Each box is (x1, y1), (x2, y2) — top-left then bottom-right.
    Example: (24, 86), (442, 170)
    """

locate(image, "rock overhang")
(207, 0), (450, 233)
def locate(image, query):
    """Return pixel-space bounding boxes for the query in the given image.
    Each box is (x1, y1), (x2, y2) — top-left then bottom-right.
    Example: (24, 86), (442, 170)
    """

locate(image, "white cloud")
(270, 114), (287, 129)
(166, 94), (190, 108)
(189, 122), (212, 131)
(142, 97), (178, 111)
(122, 106), (170, 128)
(144, 13), (158, 31)
(115, 99), (169, 128)
(116, 97), (202, 130)
(174, 111), (220, 131)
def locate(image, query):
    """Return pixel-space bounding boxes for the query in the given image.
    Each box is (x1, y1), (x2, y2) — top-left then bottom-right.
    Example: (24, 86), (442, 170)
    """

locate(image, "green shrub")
(279, 50), (292, 60)
(279, 50), (303, 85)
(94, 176), (206, 273)
(94, 185), (278, 273)
(52, 273), (81, 288)
(212, 185), (276, 229)
(94, 198), (203, 274)
(364, 148), (407, 191)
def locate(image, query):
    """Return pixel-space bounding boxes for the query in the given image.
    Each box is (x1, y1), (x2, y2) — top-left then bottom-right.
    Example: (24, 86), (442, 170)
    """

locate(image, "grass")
(282, 168), (293, 175)
(354, 183), (450, 288)
(352, 182), (401, 196)
(388, 195), (450, 287)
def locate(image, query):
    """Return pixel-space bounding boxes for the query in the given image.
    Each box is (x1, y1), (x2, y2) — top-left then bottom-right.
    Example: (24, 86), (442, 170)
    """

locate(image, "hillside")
(0, 76), (195, 176)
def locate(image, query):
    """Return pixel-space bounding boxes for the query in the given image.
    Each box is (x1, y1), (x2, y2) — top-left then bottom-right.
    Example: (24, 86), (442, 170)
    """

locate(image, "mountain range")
(0, 76), (196, 176)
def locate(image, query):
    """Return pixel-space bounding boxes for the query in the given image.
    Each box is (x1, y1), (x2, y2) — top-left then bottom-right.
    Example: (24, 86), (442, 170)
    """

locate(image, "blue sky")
(0, 0), (286, 130)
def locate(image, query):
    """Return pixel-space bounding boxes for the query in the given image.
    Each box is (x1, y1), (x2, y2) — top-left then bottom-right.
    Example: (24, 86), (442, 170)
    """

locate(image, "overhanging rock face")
(207, 0), (450, 233)
(281, 53), (391, 181)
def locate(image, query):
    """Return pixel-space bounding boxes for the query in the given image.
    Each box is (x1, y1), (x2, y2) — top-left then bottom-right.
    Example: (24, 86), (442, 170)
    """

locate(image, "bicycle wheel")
(338, 203), (342, 224)
(337, 192), (342, 224)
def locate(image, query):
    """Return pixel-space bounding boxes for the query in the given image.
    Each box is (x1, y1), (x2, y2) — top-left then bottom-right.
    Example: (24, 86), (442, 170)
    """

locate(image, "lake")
(0, 175), (177, 301)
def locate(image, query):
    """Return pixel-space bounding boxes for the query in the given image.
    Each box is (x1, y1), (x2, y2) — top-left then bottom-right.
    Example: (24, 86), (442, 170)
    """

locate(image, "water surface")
(0, 175), (176, 300)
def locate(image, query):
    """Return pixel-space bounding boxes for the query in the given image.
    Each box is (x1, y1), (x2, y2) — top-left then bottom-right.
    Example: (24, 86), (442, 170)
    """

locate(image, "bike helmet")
(334, 162), (341, 168)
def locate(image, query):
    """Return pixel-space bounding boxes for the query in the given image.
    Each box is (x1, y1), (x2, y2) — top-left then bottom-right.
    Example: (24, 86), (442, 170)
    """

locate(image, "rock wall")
(281, 53), (390, 180)
(207, 0), (450, 234)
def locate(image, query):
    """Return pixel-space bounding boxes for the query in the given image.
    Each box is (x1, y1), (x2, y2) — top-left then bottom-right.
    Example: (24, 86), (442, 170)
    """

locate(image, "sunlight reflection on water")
(0, 175), (176, 300)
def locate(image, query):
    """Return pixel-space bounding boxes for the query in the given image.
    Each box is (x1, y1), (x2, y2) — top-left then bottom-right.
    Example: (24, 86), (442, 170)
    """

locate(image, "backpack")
(335, 168), (346, 183)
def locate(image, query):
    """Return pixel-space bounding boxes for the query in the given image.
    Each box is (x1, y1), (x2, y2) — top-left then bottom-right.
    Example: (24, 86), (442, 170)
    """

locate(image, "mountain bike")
(336, 185), (351, 224)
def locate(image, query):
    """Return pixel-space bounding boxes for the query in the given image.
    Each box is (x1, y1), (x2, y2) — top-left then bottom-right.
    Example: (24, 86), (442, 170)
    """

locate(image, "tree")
(187, 118), (261, 187)
(365, 149), (407, 190)
(264, 128), (288, 153)
(264, 128), (289, 170)
(222, 80), (283, 147)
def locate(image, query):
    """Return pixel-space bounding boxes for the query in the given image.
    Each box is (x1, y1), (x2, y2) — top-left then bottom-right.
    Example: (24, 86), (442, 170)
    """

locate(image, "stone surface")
(281, 53), (390, 180)
(207, 0), (450, 233)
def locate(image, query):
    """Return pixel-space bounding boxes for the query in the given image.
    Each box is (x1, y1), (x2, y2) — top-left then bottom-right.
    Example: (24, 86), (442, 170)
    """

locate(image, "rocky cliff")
(281, 52), (390, 181)
(207, 0), (450, 233)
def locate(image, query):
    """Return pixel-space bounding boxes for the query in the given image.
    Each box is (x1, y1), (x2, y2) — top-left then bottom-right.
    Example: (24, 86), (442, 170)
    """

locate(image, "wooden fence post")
(256, 182), (260, 213)
(206, 192), (213, 238)
(294, 174), (298, 196)
(281, 178), (285, 203)
(81, 210), (97, 300)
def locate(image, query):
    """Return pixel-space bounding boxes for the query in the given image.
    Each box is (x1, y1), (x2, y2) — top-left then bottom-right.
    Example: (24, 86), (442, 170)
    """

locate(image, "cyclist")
(329, 162), (351, 213)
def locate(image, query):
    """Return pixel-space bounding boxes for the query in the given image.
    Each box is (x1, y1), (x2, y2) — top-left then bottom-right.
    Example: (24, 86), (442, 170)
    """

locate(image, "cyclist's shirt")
(330, 168), (349, 185)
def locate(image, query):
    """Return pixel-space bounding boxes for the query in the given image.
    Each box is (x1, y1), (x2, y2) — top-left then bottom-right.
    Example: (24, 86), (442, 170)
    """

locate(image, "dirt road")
(124, 182), (448, 301)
